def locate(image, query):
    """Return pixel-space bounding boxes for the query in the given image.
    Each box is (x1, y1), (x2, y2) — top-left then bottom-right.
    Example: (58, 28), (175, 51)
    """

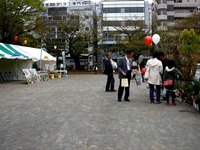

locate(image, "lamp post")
(54, 45), (59, 70)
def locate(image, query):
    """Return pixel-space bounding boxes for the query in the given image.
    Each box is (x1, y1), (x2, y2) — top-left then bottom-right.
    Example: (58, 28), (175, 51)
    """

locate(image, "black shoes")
(117, 99), (130, 102)
(110, 90), (117, 92)
(124, 99), (130, 102)
(106, 90), (117, 92)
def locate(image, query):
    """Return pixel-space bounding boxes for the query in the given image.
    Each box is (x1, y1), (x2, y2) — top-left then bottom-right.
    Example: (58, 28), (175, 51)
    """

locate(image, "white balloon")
(152, 34), (160, 45)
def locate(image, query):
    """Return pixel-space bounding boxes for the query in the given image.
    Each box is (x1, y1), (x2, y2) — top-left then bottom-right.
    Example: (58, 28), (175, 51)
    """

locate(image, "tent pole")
(16, 59), (18, 80)
(40, 48), (42, 70)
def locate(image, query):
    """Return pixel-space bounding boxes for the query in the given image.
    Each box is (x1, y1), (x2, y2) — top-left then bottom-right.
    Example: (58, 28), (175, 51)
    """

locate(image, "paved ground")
(0, 74), (200, 150)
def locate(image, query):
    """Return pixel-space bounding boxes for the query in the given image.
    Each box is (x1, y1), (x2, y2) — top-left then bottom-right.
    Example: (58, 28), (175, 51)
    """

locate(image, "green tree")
(156, 31), (179, 56)
(0, 0), (43, 43)
(178, 29), (200, 81)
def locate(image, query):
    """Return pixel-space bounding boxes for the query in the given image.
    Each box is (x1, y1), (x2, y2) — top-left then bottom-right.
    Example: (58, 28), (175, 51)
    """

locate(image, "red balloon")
(14, 36), (18, 41)
(145, 36), (152, 46)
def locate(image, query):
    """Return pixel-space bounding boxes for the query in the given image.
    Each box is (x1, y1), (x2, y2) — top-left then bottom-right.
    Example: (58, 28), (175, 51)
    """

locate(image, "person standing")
(132, 54), (139, 80)
(164, 60), (182, 106)
(145, 52), (163, 104)
(32, 62), (39, 71)
(118, 50), (134, 102)
(158, 52), (169, 72)
(158, 52), (169, 99)
(104, 52), (116, 92)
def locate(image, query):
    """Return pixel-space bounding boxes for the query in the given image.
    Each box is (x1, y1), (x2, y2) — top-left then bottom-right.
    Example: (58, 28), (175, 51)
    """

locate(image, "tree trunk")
(69, 43), (80, 70)
(73, 54), (80, 70)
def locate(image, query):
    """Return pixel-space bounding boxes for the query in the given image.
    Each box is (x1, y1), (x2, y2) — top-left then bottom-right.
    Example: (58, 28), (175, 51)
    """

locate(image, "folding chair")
(4, 72), (10, 81)
(9, 72), (14, 81)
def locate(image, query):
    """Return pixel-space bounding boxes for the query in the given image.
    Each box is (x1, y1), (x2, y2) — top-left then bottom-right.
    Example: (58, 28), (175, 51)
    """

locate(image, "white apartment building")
(101, 0), (149, 45)
(43, 0), (102, 48)
(153, 0), (200, 31)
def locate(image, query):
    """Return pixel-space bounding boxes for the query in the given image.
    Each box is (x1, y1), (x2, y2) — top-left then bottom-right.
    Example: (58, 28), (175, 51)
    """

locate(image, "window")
(48, 16), (53, 21)
(51, 27), (56, 32)
(57, 27), (62, 32)
(167, 16), (174, 22)
(71, 15), (79, 20)
(103, 8), (121, 13)
(85, 15), (89, 19)
(50, 3), (55, 6)
(121, 8), (125, 13)
(57, 3), (61, 6)
(125, 7), (144, 13)
(102, 7), (144, 13)
(53, 16), (62, 21)
(85, 27), (89, 31)
(167, 5), (174, 11)
(174, 0), (182, 3)
(121, 21), (125, 26)
(63, 16), (67, 20)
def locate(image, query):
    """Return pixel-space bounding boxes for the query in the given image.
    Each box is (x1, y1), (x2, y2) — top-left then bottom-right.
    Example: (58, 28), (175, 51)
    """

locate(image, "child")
(163, 60), (182, 106)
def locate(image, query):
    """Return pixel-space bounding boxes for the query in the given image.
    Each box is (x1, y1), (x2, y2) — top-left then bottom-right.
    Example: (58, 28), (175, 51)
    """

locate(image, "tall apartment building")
(101, 0), (149, 45)
(43, 0), (102, 51)
(153, 0), (200, 31)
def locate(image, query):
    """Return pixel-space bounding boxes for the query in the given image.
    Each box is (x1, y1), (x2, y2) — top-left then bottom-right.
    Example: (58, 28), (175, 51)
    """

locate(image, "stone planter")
(58, 74), (61, 78)
(50, 74), (54, 79)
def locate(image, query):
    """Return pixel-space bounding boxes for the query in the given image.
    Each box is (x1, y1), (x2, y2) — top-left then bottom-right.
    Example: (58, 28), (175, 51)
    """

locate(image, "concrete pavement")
(0, 74), (200, 150)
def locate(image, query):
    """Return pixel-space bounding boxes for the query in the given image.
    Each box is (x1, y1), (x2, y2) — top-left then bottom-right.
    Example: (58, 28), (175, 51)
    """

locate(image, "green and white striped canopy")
(0, 43), (29, 59)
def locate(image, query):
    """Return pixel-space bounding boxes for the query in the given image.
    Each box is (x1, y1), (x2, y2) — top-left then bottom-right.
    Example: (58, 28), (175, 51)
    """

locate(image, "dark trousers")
(106, 73), (115, 91)
(149, 84), (161, 103)
(118, 71), (131, 100)
(166, 90), (175, 103)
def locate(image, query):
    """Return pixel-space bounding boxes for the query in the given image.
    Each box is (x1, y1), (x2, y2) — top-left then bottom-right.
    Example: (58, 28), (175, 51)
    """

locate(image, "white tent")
(0, 43), (56, 80)
(13, 45), (56, 71)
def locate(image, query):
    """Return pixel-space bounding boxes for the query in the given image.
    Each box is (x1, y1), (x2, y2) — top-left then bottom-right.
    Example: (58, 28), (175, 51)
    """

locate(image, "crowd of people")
(104, 51), (182, 106)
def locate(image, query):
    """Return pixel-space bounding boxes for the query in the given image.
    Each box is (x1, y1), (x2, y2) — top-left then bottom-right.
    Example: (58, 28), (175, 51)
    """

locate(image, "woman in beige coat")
(145, 52), (163, 104)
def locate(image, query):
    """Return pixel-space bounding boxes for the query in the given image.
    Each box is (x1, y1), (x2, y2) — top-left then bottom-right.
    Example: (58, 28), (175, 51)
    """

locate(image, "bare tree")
(174, 12), (200, 35)
(58, 11), (93, 69)
(105, 16), (151, 53)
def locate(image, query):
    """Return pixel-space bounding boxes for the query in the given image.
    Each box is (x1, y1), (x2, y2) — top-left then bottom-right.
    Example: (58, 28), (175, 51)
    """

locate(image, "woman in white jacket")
(145, 52), (163, 104)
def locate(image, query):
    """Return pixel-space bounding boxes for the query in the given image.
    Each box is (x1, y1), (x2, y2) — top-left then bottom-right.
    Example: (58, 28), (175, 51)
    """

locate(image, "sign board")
(195, 63), (200, 81)
(45, 64), (50, 71)
(22, 69), (41, 84)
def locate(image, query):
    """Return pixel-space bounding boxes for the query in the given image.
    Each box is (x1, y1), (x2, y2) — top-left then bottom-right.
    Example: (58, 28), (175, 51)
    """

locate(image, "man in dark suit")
(104, 52), (116, 92)
(118, 50), (134, 102)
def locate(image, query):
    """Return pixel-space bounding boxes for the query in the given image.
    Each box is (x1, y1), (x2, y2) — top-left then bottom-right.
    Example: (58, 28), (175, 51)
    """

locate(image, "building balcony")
(157, 14), (167, 20)
(174, 3), (198, 8)
(167, 11), (174, 16)
(167, 1), (174, 5)
(157, 4), (167, 10)
(174, 12), (192, 18)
